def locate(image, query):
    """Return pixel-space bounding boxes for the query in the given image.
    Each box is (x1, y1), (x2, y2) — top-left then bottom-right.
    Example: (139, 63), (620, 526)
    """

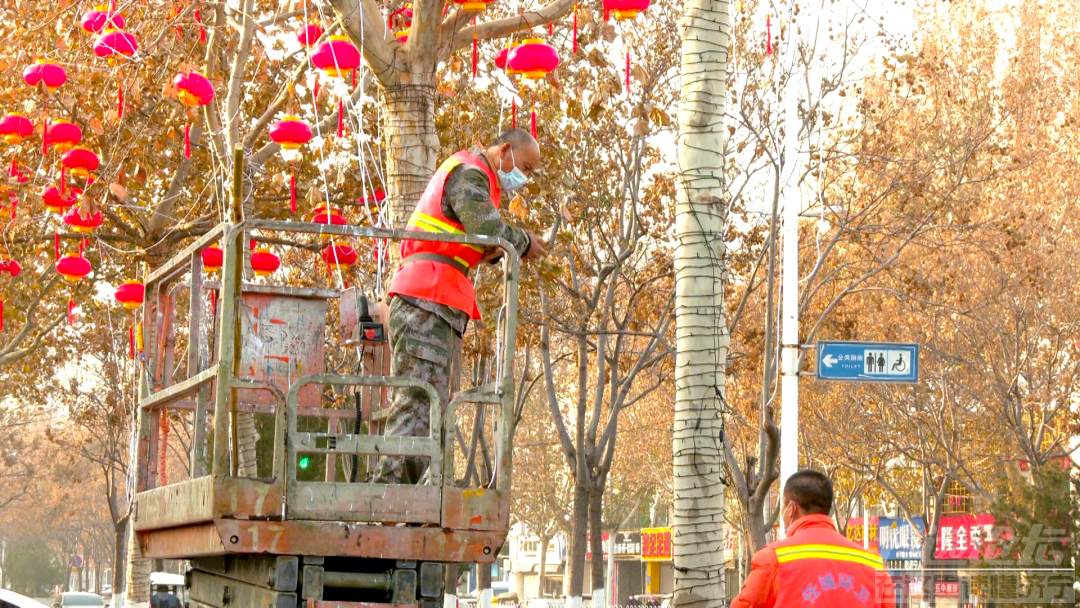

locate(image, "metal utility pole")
(778, 10), (801, 537)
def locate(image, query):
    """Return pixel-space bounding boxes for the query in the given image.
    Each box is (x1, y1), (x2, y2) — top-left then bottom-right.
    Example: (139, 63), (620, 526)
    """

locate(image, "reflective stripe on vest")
(388, 149), (502, 319)
(775, 544), (885, 570)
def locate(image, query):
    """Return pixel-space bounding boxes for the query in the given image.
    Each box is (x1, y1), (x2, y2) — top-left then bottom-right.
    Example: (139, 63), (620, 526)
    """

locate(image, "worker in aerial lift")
(371, 128), (547, 484)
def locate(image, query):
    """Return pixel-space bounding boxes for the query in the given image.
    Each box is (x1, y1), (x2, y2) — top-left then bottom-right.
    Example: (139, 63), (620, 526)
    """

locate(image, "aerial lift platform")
(130, 149), (520, 608)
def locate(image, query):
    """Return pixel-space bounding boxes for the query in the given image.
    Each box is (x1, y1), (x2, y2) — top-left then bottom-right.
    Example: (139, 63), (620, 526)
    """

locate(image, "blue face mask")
(497, 148), (528, 192)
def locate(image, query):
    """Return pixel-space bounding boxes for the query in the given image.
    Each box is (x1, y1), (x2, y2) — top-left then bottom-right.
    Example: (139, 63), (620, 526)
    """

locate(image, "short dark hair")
(783, 469), (833, 515)
(493, 128), (537, 149)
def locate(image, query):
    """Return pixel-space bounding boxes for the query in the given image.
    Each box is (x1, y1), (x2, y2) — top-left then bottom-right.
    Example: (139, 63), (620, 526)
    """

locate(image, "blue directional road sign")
(816, 341), (919, 384)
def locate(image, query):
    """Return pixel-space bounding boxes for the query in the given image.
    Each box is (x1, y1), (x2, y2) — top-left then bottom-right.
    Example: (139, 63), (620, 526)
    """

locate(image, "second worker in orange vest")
(732, 470), (897, 608)
(371, 128), (546, 485)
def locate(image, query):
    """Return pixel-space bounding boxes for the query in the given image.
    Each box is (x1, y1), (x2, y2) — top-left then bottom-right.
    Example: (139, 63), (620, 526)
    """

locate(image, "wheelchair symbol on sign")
(891, 353), (908, 373)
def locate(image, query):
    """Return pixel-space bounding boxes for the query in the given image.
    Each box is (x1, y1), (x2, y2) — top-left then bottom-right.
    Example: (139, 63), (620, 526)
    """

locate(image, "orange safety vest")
(387, 150), (501, 319)
(731, 514), (896, 608)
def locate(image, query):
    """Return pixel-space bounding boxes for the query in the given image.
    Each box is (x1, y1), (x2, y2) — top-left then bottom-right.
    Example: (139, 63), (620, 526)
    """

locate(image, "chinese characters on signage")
(934, 581), (960, 597)
(844, 517), (879, 549)
(878, 517), (924, 562)
(641, 528), (672, 561)
(584, 532), (642, 560)
(935, 514), (998, 560)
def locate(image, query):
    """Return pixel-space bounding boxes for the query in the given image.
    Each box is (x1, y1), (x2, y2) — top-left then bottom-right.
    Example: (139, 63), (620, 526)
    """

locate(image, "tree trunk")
(477, 557), (492, 608)
(124, 523), (150, 606)
(567, 479), (589, 603)
(746, 499), (769, 553)
(537, 534), (551, 597)
(588, 487), (606, 608)
(113, 515), (129, 602)
(672, 0), (730, 607)
(382, 83), (440, 227)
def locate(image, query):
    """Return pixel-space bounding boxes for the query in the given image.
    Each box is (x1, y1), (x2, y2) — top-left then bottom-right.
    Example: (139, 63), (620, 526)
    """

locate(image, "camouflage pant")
(370, 296), (457, 484)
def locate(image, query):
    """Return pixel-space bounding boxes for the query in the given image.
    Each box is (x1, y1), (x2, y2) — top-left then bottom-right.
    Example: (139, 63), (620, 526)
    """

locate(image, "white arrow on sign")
(823, 354), (838, 367)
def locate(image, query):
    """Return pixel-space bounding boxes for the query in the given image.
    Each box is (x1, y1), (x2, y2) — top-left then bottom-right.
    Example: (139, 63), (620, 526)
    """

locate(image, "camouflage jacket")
(398, 146), (531, 334)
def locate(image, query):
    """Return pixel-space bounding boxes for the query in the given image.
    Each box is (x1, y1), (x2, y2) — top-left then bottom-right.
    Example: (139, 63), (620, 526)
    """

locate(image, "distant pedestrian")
(150, 585), (182, 608)
(731, 470), (896, 607)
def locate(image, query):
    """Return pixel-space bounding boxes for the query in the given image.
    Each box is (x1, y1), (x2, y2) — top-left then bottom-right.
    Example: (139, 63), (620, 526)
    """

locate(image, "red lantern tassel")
(337, 99), (345, 137)
(118, 79), (124, 119)
(290, 169), (297, 214)
(129, 325), (135, 358)
(55, 231), (60, 260)
(512, 98), (517, 128)
(42, 117), (48, 158)
(573, 4), (579, 53)
(549, 22), (554, 36)
(766, 16), (773, 56)
(314, 80), (320, 103)
(530, 102), (537, 138)
(68, 297), (75, 326)
(472, 33), (479, 79)
(195, 9), (207, 43)
(184, 123), (191, 159)
(626, 49), (631, 94)
(352, 68), (356, 88)
(60, 166), (65, 195)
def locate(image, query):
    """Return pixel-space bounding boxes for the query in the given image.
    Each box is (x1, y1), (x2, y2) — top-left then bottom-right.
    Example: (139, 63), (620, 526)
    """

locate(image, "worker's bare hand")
(480, 247), (504, 264)
(522, 229), (547, 262)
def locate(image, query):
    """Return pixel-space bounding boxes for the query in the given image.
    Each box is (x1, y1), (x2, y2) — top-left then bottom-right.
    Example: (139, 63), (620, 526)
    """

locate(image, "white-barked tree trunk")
(672, 0), (730, 606)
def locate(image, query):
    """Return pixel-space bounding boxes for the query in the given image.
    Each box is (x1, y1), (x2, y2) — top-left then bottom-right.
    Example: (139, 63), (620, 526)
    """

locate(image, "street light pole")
(778, 12), (801, 538)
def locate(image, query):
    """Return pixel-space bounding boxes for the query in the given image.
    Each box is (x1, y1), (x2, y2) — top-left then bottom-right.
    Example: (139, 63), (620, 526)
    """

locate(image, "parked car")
(0, 589), (50, 608)
(50, 593), (104, 607)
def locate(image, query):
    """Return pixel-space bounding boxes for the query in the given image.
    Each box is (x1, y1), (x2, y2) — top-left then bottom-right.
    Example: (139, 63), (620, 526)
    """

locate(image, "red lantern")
(94, 29), (139, 60)
(452, 0), (496, 11)
(202, 245), (223, 273)
(56, 251), (92, 326)
(47, 120), (82, 153)
(310, 36), (361, 137)
(270, 117), (313, 151)
(508, 39), (560, 80)
(311, 36), (361, 78)
(321, 244), (358, 272)
(297, 23), (325, 46)
(62, 147), (100, 181)
(0, 256), (19, 332)
(389, 6), (413, 42)
(0, 258), (20, 279)
(56, 253), (92, 282)
(174, 72), (214, 107)
(250, 247), (281, 277)
(41, 185), (78, 214)
(114, 280), (145, 310)
(23, 60), (68, 91)
(95, 29), (138, 118)
(270, 117), (313, 213)
(495, 42), (524, 74)
(359, 189), (387, 210)
(174, 72), (214, 158)
(81, 6), (125, 33)
(0, 113), (34, 145)
(603, 0), (650, 20)
(63, 207), (104, 233)
(310, 205), (348, 227)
